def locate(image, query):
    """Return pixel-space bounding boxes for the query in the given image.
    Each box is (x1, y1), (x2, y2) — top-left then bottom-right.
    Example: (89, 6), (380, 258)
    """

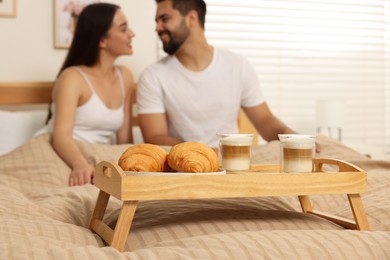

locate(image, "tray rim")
(124, 168), (226, 176)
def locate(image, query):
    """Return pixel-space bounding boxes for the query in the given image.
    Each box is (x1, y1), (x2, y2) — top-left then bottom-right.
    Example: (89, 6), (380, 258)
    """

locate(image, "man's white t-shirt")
(137, 47), (265, 148)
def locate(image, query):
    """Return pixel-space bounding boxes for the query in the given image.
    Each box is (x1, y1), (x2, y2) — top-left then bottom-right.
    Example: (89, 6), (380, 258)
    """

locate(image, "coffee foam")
(219, 134), (253, 146)
(280, 136), (315, 149)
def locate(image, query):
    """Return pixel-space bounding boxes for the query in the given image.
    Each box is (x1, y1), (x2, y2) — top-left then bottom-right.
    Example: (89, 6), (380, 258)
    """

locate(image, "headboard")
(0, 81), (139, 124)
(0, 82), (53, 105)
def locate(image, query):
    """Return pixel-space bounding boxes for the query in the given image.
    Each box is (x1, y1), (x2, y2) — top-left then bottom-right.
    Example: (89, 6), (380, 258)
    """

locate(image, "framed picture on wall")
(54, 0), (99, 49)
(0, 0), (17, 17)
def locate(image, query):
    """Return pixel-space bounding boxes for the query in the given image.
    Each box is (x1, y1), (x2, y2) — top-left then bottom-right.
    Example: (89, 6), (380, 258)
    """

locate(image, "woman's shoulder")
(116, 65), (135, 87)
(116, 65), (133, 77)
(55, 66), (86, 91)
(57, 66), (84, 81)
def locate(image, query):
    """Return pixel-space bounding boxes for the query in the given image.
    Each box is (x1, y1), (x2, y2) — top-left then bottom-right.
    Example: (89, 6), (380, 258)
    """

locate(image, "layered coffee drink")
(220, 145), (251, 170)
(283, 147), (313, 172)
(279, 135), (315, 173)
(219, 134), (254, 171)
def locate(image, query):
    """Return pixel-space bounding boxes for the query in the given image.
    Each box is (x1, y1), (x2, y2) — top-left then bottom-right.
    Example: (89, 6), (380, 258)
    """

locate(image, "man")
(137, 0), (296, 149)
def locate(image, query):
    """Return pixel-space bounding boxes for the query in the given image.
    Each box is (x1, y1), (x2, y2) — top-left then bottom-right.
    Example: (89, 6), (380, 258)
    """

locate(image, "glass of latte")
(278, 134), (316, 173)
(218, 134), (254, 172)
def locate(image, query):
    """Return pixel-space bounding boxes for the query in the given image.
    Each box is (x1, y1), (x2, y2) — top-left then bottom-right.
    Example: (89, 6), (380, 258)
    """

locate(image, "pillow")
(0, 110), (47, 155)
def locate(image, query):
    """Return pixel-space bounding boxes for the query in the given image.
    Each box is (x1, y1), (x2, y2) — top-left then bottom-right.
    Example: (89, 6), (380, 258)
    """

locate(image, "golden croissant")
(118, 144), (168, 172)
(167, 142), (219, 173)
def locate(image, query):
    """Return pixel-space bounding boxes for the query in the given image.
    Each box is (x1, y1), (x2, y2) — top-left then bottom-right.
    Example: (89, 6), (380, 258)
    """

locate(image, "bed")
(1, 82), (390, 259)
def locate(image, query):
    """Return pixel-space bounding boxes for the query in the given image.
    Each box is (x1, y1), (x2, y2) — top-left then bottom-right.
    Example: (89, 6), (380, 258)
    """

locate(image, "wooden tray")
(89, 158), (370, 252)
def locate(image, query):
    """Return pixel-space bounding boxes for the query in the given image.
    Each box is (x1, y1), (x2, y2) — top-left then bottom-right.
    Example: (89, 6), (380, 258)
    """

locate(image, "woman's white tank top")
(36, 66), (125, 144)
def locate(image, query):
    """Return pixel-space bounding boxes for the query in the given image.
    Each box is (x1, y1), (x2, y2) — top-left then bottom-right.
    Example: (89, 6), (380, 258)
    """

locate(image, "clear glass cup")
(278, 134), (316, 173)
(218, 134), (254, 172)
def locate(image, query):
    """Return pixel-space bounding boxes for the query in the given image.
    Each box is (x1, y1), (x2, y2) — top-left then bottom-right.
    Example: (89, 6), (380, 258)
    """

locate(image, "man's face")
(155, 0), (190, 55)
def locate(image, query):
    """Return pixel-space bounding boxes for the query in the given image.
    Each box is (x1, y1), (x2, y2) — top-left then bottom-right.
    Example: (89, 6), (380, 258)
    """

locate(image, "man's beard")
(160, 20), (190, 55)
(162, 33), (181, 55)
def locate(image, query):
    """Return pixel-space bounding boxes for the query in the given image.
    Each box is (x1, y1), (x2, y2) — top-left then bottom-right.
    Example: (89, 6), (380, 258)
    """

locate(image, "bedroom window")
(158, 0), (390, 157)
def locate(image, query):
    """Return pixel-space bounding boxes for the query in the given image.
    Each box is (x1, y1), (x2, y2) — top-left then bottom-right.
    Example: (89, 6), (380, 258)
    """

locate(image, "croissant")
(118, 144), (168, 172)
(167, 142), (219, 173)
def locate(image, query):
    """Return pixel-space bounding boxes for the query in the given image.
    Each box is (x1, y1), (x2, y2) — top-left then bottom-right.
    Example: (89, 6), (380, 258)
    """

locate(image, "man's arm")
(138, 113), (183, 146)
(242, 102), (296, 142)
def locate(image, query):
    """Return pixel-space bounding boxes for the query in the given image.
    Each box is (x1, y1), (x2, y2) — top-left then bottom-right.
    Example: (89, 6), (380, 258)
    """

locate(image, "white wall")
(0, 0), (158, 81)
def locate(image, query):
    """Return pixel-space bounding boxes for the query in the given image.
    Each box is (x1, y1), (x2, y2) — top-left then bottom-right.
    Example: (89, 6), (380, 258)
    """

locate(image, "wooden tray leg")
(348, 194), (370, 231)
(298, 195), (313, 212)
(90, 190), (138, 252)
(110, 200), (138, 252)
(298, 194), (370, 231)
(90, 190), (110, 230)
(90, 190), (119, 247)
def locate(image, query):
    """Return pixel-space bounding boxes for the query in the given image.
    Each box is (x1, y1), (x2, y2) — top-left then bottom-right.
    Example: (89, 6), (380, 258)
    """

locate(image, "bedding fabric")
(0, 134), (389, 259)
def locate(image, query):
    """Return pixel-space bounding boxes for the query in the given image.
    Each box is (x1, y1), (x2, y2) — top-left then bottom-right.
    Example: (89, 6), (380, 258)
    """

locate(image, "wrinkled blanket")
(0, 134), (389, 259)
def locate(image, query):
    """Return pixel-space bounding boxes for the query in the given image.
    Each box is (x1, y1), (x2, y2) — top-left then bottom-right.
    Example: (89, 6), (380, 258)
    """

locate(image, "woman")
(36, 3), (135, 186)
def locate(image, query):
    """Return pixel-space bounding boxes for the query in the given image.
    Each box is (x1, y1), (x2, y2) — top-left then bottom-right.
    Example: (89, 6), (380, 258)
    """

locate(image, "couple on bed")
(36, 0), (296, 186)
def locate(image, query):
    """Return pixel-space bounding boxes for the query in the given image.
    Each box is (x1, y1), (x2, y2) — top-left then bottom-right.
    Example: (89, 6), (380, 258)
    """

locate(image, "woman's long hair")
(46, 3), (120, 123)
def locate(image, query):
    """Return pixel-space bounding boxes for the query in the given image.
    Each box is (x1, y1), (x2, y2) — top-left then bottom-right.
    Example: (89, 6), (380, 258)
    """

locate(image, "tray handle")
(95, 161), (126, 180)
(313, 158), (364, 173)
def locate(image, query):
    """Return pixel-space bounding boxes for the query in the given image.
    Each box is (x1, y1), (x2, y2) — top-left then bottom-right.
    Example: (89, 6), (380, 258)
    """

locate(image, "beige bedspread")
(1, 134), (389, 259)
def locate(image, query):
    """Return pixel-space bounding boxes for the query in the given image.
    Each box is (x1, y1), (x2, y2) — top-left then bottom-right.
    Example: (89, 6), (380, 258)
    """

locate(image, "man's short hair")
(156, 0), (206, 28)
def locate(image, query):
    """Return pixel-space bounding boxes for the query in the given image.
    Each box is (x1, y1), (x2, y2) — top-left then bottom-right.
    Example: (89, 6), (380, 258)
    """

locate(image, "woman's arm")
(51, 69), (95, 186)
(116, 66), (135, 144)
